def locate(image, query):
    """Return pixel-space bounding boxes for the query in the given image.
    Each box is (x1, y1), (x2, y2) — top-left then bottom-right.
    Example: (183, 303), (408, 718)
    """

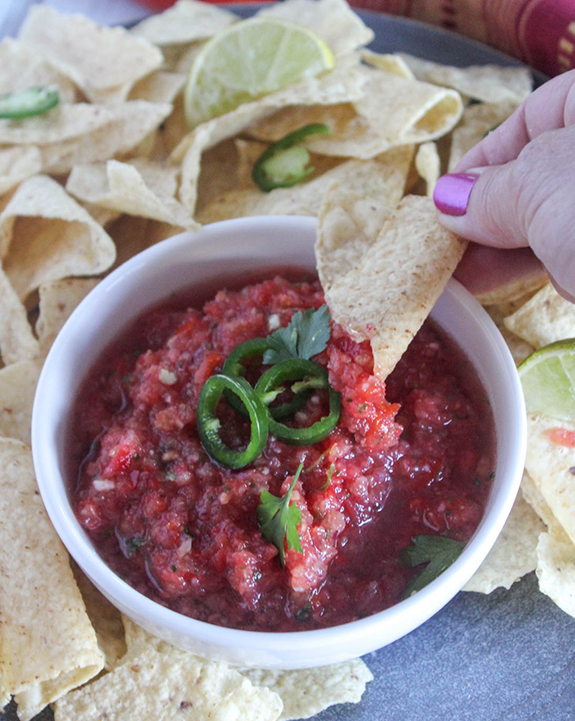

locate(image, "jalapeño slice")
(255, 358), (341, 445)
(252, 123), (330, 192)
(196, 374), (268, 469)
(0, 86), (60, 119)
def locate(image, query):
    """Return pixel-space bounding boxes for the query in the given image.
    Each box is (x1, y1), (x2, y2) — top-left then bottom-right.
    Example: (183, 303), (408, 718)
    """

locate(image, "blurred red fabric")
(138, 0), (575, 76)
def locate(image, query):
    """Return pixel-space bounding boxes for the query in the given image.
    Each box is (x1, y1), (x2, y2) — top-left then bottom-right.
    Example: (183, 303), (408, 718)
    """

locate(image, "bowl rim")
(32, 215), (527, 661)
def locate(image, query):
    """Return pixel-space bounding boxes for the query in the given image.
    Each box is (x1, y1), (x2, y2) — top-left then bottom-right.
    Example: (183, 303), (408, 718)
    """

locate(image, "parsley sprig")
(400, 535), (464, 598)
(257, 462), (304, 566)
(263, 305), (331, 365)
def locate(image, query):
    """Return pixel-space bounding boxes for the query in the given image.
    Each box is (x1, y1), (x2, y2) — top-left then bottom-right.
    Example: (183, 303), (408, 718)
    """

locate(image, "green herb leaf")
(400, 535), (464, 598)
(263, 305), (331, 365)
(257, 462), (304, 566)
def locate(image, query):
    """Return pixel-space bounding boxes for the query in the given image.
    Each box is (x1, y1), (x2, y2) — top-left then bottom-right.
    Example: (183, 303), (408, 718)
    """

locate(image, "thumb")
(432, 165), (527, 250)
(433, 125), (575, 301)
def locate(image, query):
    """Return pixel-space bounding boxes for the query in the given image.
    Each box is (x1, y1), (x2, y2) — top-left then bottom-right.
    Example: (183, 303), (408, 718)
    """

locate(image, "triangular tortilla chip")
(19, 6), (163, 104)
(0, 176), (116, 299)
(0, 264), (39, 364)
(131, 0), (237, 45)
(323, 195), (467, 379)
(0, 439), (104, 720)
(0, 359), (41, 444)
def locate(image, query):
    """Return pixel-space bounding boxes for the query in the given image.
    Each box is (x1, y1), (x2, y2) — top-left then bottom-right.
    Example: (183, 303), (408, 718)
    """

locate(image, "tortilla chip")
(72, 565), (127, 671)
(174, 43), (207, 74)
(0, 360), (41, 444)
(504, 283), (575, 349)
(259, 0), (374, 56)
(475, 275), (548, 307)
(483, 303), (535, 366)
(175, 54), (366, 213)
(0, 147), (42, 197)
(248, 69), (462, 160)
(448, 100), (517, 171)
(0, 439), (104, 720)
(525, 413), (575, 548)
(67, 160), (196, 230)
(316, 148), (414, 291)
(131, 0), (237, 45)
(129, 71), (186, 104)
(0, 175), (116, 300)
(414, 141), (440, 196)
(536, 525), (575, 618)
(54, 645), (283, 721)
(0, 265), (39, 364)
(463, 491), (544, 593)
(243, 661), (373, 720)
(38, 101), (172, 175)
(36, 278), (100, 358)
(398, 54), (532, 105)
(360, 50), (414, 78)
(197, 152), (411, 225)
(19, 6), (163, 104)
(0, 37), (76, 104)
(520, 470), (556, 529)
(0, 104), (117, 146)
(324, 195), (466, 379)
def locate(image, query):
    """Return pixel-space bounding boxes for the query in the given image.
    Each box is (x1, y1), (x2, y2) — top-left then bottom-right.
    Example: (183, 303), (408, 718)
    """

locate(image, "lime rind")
(184, 17), (335, 128)
(518, 339), (575, 422)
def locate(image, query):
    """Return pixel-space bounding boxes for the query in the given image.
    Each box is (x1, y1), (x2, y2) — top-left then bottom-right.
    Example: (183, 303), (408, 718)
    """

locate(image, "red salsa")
(70, 276), (496, 631)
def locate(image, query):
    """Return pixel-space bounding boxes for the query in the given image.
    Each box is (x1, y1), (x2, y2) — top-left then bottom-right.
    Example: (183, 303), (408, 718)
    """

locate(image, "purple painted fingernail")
(433, 173), (478, 216)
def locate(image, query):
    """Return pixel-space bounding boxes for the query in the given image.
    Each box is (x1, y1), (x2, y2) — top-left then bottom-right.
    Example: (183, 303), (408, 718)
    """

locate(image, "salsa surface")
(71, 276), (495, 631)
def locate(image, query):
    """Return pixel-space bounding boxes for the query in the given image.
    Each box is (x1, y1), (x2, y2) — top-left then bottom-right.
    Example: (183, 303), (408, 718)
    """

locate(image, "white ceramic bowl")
(32, 215), (526, 669)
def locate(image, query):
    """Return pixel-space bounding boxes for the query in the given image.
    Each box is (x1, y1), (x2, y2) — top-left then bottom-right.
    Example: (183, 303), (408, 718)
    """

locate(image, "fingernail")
(433, 173), (478, 216)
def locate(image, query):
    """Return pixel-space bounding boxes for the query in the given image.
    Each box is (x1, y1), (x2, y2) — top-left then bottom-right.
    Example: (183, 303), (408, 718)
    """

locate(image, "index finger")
(454, 68), (575, 172)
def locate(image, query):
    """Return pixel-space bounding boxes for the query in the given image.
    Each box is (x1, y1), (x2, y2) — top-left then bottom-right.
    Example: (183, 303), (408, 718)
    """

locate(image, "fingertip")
(433, 172), (479, 217)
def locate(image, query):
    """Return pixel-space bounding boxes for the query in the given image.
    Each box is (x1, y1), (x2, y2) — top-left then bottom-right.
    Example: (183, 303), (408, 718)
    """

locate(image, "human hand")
(433, 69), (575, 301)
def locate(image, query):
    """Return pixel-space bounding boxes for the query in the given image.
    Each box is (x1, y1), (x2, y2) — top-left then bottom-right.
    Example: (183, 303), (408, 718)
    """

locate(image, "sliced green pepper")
(252, 123), (330, 192)
(197, 374), (268, 469)
(222, 337), (311, 420)
(0, 86), (60, 119)
(255, 359), (341, 445)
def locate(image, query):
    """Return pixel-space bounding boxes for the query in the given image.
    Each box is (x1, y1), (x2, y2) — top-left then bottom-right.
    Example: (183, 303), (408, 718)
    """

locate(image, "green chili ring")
(255, 359), (341, 446)
(197, 374), (269, 469)
(0, 86), (60, 119)
(252, 123), (330, 192)
(222, 337), (312, 420)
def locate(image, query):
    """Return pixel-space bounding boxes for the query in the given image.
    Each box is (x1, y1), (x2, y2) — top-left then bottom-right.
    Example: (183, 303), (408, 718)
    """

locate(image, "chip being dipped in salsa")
(70, 270), (496, 631)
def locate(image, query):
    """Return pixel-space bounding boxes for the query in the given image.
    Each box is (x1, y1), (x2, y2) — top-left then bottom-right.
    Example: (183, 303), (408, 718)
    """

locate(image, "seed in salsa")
(70, 276), (496, 631)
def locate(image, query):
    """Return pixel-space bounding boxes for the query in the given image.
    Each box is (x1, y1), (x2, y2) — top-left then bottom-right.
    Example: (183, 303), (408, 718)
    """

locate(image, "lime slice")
(518, 339), (575, 422)
(184, 17), (334, 128)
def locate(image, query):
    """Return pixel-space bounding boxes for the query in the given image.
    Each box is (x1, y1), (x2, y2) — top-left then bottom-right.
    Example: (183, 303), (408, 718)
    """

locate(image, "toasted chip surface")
(415, 141), (440, 196)
(0, 265), (39, 364)
(131, 0), (237, 45)
(0, 360), (41, 444)
(0, 439), (104, 720)
(463, 491), (544, 593)
(259, 0), (374, 56)
(536, 525), (575, 618)
(0, 175), (116, 299)
(525, 413), (575, 548)
(36, 278), (100, 358)
(54, 646), (283, 721)
(323, 195), (466, 379)
(0, 146), (42, 196)
(243, 661), (373, 720)
(504, 283), (575, 348)
(19, 6), (163, 103)
(398, 54), (532, 105)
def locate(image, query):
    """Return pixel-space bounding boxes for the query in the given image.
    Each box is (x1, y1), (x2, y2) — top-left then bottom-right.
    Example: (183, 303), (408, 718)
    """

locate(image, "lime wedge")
(184, 17), (334, 128)
(518, 339), (575, 422)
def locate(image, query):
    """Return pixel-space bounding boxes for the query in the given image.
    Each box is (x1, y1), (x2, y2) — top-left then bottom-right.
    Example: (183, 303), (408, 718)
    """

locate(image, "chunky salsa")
(71, 275), (496, 631)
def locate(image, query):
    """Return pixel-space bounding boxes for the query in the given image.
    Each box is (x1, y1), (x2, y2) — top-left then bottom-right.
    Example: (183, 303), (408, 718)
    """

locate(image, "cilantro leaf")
(263, 305), (331, 365)
(400, 535), (464, 598)
(257, 462), (304, 566)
